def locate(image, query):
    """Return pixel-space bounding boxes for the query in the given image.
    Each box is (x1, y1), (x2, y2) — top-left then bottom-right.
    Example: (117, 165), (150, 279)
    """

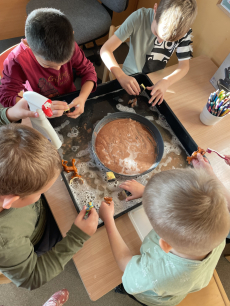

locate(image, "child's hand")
(119, 179), (145, 201)
(51, 100), (69, 117)
(147, 79), (170, 106)
(67, 97), (85, 119)
(225, 155), (230, 166)
(74, 206), (98, 236)
(117, 74), (140, 96)
(99, 200), (114, 223)
(192, 153), (214, 175)
(6, 98), (39, 122)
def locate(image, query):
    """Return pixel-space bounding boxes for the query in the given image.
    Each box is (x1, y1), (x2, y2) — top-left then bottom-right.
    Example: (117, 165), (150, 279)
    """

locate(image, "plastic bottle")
(23, 91), (62, 149)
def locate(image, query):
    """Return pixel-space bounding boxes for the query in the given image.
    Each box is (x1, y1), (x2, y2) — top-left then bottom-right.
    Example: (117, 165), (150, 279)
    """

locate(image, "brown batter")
(95, 118), (157, 175)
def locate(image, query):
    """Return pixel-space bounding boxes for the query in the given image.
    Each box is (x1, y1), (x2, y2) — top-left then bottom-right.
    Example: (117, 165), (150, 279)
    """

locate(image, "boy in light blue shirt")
(99, 155), (230, 306)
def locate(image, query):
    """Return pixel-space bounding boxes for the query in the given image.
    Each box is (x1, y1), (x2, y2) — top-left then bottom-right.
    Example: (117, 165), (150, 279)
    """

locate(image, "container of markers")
(200, 89), (230, 126)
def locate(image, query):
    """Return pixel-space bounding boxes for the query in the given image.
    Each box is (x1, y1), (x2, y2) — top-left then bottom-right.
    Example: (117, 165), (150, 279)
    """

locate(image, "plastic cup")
(200, 105), (223, 126)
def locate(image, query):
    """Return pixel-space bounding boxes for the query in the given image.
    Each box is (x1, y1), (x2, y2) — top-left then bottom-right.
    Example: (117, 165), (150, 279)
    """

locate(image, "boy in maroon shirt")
(0, 8), (97, 119)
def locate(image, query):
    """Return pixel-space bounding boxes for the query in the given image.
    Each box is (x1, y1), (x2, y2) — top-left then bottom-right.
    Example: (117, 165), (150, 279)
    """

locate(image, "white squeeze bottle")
(23, 91), (62, 149)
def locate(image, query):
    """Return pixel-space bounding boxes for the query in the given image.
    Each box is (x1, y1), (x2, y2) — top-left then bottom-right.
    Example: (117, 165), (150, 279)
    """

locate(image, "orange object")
(62, 159), (83, 183)
(0, 44), (19, 79)
(104, 197), (113, 204)
(186, 147), (206, 164)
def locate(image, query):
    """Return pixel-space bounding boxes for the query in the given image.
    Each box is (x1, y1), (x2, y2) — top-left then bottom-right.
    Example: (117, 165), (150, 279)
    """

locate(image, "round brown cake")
(95, 118), (157, 175)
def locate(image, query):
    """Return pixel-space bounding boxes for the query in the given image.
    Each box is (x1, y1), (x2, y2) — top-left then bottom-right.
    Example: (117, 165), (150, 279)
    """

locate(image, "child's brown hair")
(155, 0), (198, 41)
(143, 168), (230, 256)
(0, 124), (62, 197)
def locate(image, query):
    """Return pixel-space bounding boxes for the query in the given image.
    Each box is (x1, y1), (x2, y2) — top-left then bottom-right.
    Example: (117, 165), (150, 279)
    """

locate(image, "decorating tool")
(206, 148), (230, 163)
(139, 83), (149, 99)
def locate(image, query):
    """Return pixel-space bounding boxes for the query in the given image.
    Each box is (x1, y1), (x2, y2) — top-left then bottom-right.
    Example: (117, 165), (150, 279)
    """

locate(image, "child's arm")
(0, 98), (38, 126)
(66, 80), (94, 119)
(119, 179), (145, 201)
(67, 44), (97, 119)
(99, 200), (133, 271)
(6, 98), (39, 122)
(147, 60), (190, 105)
(192, 153), (230, 211)
(0, 206), (99, 289)
(100, 35), (140, 96)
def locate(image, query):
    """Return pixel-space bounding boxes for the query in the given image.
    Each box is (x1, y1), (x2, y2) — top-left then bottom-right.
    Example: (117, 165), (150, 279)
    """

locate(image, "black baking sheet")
(49, 73), (198, 227)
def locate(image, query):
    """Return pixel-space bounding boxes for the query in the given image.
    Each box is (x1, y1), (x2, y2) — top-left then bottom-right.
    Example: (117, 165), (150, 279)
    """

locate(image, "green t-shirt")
(0, 107), (10, 125)
(0, 108), (90, 289)
(115, 8), (193, 75)
(122, 229), (225, 306)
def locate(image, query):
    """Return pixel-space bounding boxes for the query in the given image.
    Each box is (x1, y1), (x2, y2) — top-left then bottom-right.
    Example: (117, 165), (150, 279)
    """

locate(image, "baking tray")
(49, 73), (198, 227)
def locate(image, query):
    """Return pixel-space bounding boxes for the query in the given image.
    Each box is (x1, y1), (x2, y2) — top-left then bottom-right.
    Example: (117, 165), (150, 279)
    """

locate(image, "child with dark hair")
(0, 8), (97, 119)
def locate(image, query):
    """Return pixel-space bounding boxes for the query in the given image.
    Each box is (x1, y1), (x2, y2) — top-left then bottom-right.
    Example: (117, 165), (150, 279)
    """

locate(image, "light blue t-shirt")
(115, 8), (193, 75)
(122, 229), (225, 306)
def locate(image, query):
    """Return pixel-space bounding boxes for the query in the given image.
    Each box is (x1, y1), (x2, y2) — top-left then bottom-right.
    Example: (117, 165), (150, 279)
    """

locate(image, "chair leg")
(83, 41), (101, 66)
(0, 273), (11, 284)
(92, 41), (101, 66)
(102, 62), (110, 83)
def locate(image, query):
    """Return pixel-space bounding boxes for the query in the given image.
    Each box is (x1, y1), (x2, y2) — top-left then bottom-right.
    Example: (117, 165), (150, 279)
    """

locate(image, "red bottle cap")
(42, 99), (53, 117)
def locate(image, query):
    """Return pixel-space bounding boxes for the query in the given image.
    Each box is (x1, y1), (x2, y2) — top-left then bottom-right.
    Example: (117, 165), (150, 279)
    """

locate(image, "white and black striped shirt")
(142, 29), (193, 74)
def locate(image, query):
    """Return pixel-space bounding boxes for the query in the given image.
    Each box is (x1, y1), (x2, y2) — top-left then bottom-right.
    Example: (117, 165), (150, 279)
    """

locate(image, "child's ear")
(159, 238), (172, 253)
(153, 3), (158, 14)
(2, 195), (20, 209)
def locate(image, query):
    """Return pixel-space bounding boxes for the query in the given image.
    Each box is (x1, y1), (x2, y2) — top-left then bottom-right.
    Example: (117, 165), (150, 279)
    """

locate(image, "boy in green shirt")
(100, 0), (197, 105)
(0, 99), (98, 289)
(99, 156), (230, 306)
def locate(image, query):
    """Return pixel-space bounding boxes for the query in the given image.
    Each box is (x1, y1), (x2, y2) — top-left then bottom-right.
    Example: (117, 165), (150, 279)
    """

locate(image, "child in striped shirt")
(100, 0), (197, 105)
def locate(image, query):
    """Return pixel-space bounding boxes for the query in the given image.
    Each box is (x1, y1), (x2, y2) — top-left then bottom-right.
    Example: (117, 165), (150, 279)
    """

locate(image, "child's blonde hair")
(155, 0), (197, 41)
(143, 168), (230, 256)
(0, 124), (62, 197)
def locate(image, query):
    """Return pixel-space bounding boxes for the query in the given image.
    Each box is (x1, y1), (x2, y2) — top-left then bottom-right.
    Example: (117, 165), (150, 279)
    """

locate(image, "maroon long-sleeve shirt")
(0, 40), (97, 107)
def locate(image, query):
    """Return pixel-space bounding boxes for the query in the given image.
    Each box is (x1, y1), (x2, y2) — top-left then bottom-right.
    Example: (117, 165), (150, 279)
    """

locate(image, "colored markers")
(207, 89), (230, 117)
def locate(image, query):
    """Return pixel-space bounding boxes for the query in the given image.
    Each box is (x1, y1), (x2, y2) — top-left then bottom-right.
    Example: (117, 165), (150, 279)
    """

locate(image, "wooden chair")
(102, 25), (129, 83)
(178, 270), (229, 306)
(0, 272), (11, 284)
(0, 44), (19, 79)
(0, 44), (24, 100)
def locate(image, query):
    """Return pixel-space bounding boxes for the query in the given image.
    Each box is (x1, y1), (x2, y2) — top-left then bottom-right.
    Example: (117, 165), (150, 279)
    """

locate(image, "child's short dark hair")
(0, 124), (62, 197)
(25, 8), (75, 63)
